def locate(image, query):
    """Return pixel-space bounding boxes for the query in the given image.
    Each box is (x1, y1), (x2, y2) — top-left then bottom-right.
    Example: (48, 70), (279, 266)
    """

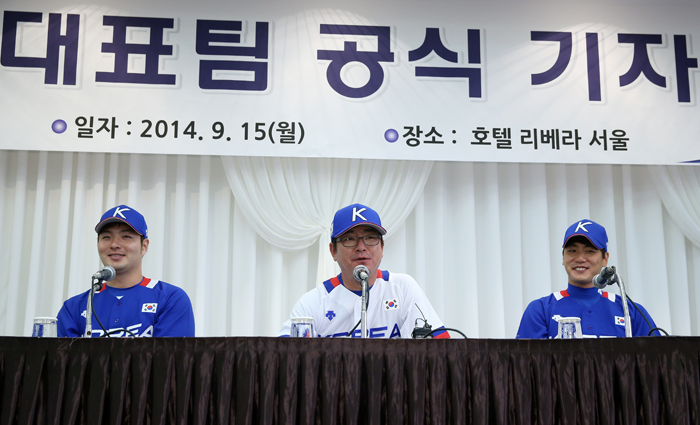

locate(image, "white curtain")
(220, 156), (433, 283)
(648, 165), (700, 247)
(1, 150), (699, 338)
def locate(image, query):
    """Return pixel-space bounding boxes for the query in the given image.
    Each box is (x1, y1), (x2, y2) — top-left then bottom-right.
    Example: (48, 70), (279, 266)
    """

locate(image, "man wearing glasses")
(279, 203), (449, 338)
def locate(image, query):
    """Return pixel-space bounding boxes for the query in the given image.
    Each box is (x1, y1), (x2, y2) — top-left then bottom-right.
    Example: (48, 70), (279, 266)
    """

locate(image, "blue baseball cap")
(331, 203), (386, 241)
(563, 219), (607, 250)
(95, 205), (148, 238)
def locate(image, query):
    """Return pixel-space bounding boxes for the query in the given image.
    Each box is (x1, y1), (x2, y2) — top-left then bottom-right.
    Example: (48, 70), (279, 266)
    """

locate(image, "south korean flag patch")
(142, 303), (158, 313)
(615, 316), (625, 326)
(384, 299), (399, 310)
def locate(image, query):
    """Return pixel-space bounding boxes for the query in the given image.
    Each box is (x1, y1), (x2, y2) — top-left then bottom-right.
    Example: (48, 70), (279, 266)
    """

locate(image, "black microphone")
(93, 266), (116, 282)
(353, 265), (369, 282)
(412, 304), (433, 339)
(593, 266), (616, 289)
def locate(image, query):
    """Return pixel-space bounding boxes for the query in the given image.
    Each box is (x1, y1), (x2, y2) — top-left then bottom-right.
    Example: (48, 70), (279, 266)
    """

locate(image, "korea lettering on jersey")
(280, 270), (449, 339)
(75, 302), (159, 337)
(320, 272), (404, 338)
(88, 279), (162, 337)
(67, 278), (165, 337)
(544, 290), (610, 338)
(57, 276), (195, 337)
(84, 317), (154, 338)
(546, 290), (645, 338)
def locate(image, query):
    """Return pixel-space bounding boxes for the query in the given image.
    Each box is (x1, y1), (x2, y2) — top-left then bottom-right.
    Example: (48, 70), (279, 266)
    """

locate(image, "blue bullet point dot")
(384, 129), (399, 143)
(52, 119), (67, 134)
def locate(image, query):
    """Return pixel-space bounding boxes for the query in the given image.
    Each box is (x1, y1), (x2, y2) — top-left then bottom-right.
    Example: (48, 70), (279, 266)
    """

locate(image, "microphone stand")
(616, 273), (633, 338)
(360, 275), (369, 339)
(85, 277), (101, 337)
(595, 266), (632, 338)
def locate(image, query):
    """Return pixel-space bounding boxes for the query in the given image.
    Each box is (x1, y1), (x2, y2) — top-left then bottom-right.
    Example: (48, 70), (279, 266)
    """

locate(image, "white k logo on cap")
(575, 221), (592, 233)
(352, 207), (367, 222)
(113, 206), (130, 219)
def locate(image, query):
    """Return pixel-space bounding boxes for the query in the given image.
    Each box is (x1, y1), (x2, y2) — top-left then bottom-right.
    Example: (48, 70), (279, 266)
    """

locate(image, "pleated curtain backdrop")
(1, 150), (699, 338)
(220, 156), (434, 283)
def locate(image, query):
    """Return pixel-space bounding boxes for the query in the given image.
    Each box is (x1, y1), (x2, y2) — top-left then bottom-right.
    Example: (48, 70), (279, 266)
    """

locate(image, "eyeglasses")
(337, 234), (382, 247)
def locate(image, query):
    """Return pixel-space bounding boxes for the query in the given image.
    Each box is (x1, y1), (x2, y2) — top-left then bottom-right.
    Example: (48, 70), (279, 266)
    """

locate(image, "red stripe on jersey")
(376, 269), (382, 278)
(330, 276), (341, 288)
(553, 289), (570, 301)
(140, 278), (152, 287)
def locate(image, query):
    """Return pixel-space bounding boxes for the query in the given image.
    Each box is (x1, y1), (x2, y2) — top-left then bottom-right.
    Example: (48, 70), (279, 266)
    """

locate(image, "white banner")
(1, 0), (699, 164)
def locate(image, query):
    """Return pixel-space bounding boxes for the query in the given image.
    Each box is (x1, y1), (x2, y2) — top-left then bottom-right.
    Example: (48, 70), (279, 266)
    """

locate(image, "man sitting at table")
(516, 219), (659, 338)
(57, 205), (195, 337)
(279, 203), (449, 338)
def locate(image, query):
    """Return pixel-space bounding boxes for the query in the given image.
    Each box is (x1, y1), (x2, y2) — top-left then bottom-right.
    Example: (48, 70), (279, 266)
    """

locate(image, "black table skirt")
(1, 336), (698, 425)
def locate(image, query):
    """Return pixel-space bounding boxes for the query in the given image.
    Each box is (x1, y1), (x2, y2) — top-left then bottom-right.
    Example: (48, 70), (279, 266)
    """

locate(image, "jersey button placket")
(115, 299), (123, 327)
(586, 310), (593, 331)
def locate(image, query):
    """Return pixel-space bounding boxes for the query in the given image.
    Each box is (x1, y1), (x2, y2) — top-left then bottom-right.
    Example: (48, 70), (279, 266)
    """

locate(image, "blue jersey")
(57, 277), (195, 337)
(516, 284), (659, 339)
(279, 270), (449, 339)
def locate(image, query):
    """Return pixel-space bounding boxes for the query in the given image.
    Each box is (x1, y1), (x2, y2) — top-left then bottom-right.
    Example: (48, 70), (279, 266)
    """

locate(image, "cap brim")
(95, 217), (144, 235)
(335, 222), (387, 237)
(563, 234), (603, 250)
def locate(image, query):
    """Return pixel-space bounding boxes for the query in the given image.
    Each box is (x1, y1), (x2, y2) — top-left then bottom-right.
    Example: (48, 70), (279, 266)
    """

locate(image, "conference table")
(1, 336), (698, 424)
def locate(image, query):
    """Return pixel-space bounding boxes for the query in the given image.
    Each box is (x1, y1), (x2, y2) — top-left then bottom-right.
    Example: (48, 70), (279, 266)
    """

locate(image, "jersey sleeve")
(630, 301), (660, 336)
(399, 276), (449, 339)
(516, 298), (550, 339)
(57, 300), (82, 337)
(153, 286), (195, 337)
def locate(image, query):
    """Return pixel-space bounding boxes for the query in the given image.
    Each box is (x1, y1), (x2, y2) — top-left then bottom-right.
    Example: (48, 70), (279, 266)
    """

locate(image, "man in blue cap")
(279, 203), (449, 338)
(516, 219), (659, 338)
(57, 205), (195, 337)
